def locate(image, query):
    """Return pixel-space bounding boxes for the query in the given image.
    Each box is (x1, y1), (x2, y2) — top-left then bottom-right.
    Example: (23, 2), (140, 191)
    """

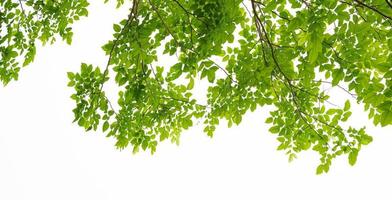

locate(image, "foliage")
(2, 0), (392, 173)
(0, 0), (89, 84)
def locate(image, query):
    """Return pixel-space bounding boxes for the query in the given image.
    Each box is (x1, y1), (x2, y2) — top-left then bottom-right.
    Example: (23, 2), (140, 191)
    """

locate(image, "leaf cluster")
(2, 0), (392, 173)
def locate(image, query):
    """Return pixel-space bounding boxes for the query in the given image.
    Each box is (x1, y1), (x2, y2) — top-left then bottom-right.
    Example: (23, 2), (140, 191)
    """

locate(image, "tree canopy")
(1, 0), (392, 174)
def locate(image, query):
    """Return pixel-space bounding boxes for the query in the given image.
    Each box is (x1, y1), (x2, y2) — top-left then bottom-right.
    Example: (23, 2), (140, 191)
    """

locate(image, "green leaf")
(265, 117), (273, 124)
(308, 23), (323, 64)
(103, 121), (110, 132)
(269, 126), (280, 134)
(113, 24), (121, 32)
(332, 69), (344, 86)
(67, 72), (75, 79)
(348, 149), (358, 166)
(344, 100), (350, 111)
(380, 110), (392, 127)
(361, 135), (373, 145)
(316, 165), (324, 175)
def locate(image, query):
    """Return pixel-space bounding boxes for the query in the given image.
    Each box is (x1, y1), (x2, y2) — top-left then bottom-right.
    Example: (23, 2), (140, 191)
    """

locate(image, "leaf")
(288, 153), (297, 162)
(67, 72), (75, 79)
(182, 118), (193, 129)
(102, 42), (114, 54)
(207, 70), (215, 83)
(233, 115), (242, 125)
(308, 23), (323, 64)
(113, 24), (121, 32)
(269, 126), (280, 134)
(103, 121), (110, 132)
(332, 68), (344, 86)
(361, 135), (373, 145)
(316, 165), (324, 175)
(348, 149), (358, 166)
(308, 38), (321, 63)
(344, 100), (350, 111)
(187, 78), (194, 89)
(380, 110), (392, 127)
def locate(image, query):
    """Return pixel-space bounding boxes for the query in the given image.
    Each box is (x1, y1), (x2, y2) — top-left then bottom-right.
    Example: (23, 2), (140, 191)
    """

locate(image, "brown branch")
(101, 0), (139, 83)
(317, 80), (357, 98)
(350, 0), (392, 20)
(95, 0), (139, 115)
(18, 0), (27, 17)
(387, 0), (392, 9)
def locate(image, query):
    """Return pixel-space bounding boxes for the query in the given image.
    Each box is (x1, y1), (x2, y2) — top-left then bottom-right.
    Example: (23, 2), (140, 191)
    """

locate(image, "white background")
(1, 1), (392, 199)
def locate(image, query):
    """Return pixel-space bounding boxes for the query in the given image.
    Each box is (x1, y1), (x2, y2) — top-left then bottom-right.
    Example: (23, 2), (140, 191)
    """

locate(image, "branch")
(96, 0), (139, 114)
(101, 0), (138, 88)
(348, 0), (392, 20)
(317, 80), (357, 98)
(387, 0), (392, 9)
(18, 0), (27, 17)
